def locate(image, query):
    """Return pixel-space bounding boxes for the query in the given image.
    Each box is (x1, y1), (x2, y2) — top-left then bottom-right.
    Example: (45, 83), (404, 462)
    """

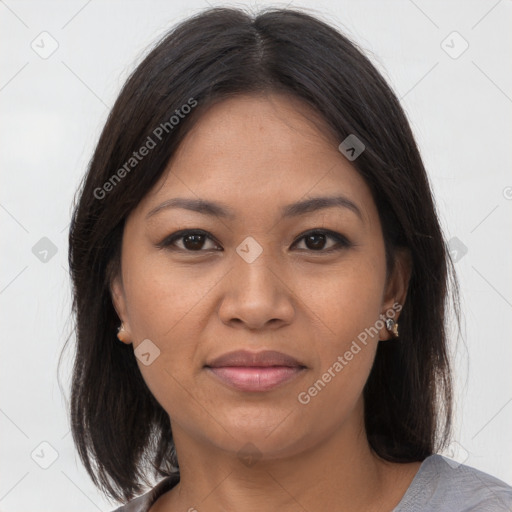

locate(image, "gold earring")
(117, 323), (127, 342)
(385, 318), (399, 338)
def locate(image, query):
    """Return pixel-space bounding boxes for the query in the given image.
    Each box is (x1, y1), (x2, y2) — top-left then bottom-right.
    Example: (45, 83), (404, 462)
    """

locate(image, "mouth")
(205, 366), (306, 392)
(204, 349), (307, 392)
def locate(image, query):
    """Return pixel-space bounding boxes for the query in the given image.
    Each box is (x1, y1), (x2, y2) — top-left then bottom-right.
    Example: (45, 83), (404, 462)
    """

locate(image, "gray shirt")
(112, 454), (512, 511)
(393, 454), (512, 511)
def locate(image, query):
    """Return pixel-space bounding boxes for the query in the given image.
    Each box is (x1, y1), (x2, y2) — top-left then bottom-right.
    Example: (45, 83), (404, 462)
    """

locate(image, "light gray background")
(1, 1), (511, 510)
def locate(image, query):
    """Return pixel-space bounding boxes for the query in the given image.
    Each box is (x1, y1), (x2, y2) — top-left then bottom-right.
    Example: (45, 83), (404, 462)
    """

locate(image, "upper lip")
(205, 349), (306, 368)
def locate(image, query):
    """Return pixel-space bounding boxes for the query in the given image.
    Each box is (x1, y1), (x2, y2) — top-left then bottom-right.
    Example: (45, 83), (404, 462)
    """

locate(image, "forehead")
(136, 93), (377, 227)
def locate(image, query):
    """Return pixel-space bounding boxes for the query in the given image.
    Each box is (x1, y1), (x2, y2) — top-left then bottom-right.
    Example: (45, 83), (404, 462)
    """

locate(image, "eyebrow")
(146, 195), (363, 222)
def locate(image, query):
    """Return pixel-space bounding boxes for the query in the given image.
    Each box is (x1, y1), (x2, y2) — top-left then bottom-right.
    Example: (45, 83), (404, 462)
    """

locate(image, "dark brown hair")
(61, 5), (460, 504)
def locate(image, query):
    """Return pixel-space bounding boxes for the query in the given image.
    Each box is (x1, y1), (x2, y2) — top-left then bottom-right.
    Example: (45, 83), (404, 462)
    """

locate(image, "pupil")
(306, 234), (326, 250)
(184, 234), (204, 250)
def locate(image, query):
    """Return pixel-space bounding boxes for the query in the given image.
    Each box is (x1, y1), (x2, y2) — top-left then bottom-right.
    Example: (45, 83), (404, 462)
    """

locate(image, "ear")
(110, 272), (133, 345)
(378, 247), (412, 341)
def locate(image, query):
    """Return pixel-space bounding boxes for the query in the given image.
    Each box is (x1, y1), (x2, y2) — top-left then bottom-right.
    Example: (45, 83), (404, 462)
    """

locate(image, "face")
(111, 93), (410, 461)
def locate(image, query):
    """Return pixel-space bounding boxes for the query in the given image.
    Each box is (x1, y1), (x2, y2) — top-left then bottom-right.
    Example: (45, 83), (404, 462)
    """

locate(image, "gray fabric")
(393, 455), (512, 511)
(111, 455), (512, 511)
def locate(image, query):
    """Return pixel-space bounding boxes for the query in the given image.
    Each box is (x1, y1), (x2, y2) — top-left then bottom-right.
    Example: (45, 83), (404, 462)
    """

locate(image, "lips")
(204, 350), (307, 392)
(205, 349), (306, 369)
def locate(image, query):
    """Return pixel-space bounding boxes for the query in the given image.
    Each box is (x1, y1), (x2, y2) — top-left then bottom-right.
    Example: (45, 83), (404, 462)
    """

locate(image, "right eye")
(156, 229), (222, 252)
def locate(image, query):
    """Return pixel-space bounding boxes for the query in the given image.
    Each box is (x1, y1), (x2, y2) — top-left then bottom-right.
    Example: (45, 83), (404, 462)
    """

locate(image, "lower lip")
(206, 366), (306, 392)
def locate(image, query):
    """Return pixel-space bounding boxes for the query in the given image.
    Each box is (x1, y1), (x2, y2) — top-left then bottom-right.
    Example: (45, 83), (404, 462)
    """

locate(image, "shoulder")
(395, 454), (512, 512)
(110, 474), (179, 512)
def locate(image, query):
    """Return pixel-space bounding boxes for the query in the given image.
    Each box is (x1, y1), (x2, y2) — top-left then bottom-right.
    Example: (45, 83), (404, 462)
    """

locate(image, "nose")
(217, 248), (295, 331)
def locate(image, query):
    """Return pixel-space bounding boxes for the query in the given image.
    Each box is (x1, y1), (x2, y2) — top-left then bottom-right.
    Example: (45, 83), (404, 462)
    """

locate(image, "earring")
(117, 323), (127, 342)
(385, 318), (399, 338)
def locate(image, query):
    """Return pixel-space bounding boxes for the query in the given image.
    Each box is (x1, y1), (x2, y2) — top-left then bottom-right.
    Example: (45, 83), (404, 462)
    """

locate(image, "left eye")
(292, 230), (351, 252)
(157, 229), (351, 252)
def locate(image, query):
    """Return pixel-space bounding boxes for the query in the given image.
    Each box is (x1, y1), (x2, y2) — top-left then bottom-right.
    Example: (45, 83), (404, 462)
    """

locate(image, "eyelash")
(156, 229), (352, 254)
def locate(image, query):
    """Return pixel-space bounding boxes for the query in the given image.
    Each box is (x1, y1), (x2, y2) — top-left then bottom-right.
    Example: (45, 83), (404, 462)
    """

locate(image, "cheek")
(295, 251), (386, 410)
(122, 250), (217, 340)
(120, 250), (215, 391)
(300, 251), (386, 346)
(121, 257), (209, 419)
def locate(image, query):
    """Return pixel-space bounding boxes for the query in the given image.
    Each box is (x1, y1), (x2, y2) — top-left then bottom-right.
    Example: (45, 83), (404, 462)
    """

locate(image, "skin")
(111, 92), (420, 512)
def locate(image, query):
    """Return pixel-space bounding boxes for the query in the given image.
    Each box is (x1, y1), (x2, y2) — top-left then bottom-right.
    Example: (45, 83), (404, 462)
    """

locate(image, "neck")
(158, 399), (418, 512)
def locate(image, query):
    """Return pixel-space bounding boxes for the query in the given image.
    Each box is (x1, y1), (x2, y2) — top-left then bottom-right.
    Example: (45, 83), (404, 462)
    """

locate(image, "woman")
(65, 6), (512, 512)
